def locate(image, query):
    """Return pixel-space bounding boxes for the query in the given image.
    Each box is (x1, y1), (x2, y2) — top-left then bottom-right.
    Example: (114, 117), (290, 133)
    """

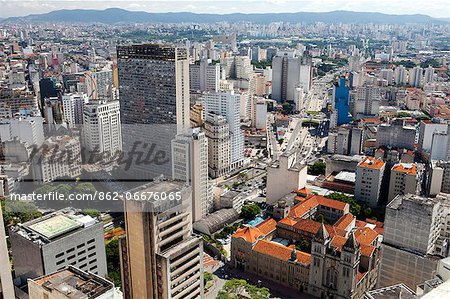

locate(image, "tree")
(240, 204), (261, 221)
(219, 279), (270, 299)
(326, 193), (361, 217)
(308, 161), (326, 175)
(105, 239), (121, 287)
(204, 271), (213, 284)
(82, 208), (100, 218)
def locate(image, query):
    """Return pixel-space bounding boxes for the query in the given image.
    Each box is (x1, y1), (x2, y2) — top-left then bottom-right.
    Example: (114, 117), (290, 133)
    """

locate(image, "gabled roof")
(256, 218), (277, 235)
(355, 227), (379, 246)
(233, 226), (263, 243)
(253, 240), (311, 265)
(335, 213), (356, 231)
(330, 235), (347, 251)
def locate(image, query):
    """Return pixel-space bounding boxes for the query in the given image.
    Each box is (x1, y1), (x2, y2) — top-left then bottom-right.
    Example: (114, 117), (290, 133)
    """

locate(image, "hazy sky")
(0, 0), (449, 18)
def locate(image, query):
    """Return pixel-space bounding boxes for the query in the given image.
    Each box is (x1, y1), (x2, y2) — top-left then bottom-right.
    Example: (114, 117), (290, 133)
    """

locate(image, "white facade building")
(0, 116), (44, 147)
(355, 157), (386, 207)
(189, 59), (220, 92)
(62, 93), (89, 127)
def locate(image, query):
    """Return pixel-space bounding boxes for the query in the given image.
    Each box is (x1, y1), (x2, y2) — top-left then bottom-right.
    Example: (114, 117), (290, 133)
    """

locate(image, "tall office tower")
(171, 128), (213, 222)
(350, 127), (363, 156)
(424, 66), (435, 84)
(272, 51), (312, 102)
(394, 65), (407, 85)
(0, 208), (14, 299)
(62, 93), (89, 127)
(28, 266), (122, 299)
(10, 209), (108, 283)
(204, 90), (244, 170)
(189, 59), (220, 92)
(392, 41), (407, 53)
(251, 46), (261, 62)
(376, 122), (417, 151)
(379, 194), (449, 289)
(348, 53), (363, 72)
(266, 47), (278, 61)
(221, 56), (253, 80)
(85, 69), (114, 100)
(387, 163), (420, 202)
(82, 100), (122, 159)
(204, 112), (231, 178)
(252, 97), (267, 130)
(121, 181), (204, 299)
(0, 116), (44, 147)
(355, 157), (385, 207)
(117, 44), (190, 179)
(333, 77), (351, 125)
(418, 120), (448, 152)
(408, 66), (424, 87)
(352, 84), (380, 116)
(327, 127), (350, 155)
(380, 68), (394, 85)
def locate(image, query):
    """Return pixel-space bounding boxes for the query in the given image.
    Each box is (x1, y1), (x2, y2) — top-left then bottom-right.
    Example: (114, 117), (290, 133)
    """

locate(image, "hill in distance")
(3, 8), (448, 24)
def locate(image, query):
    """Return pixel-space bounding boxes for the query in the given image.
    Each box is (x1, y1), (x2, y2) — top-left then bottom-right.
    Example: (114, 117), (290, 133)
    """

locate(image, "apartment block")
(355, 157), (385, 207)
(388, 163), (420, 202)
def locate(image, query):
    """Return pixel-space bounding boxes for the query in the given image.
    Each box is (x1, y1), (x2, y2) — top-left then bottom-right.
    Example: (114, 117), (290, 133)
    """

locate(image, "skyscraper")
(62, 92), (89, 127)
(117, 44), (190, 179)
(408, 66), (423, 87)
(121, 181), (204, 299)
(333, 77), (351, 125)
(204, 112), (231, 178)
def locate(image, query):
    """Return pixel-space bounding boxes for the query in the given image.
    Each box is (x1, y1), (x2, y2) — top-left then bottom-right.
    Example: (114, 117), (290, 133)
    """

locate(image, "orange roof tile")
(293, 219), (322, 234)
(330, 235), (347, 251)
(355, 227), (379, 246)
(279, 217), (297, 226)
(357, 271), (367, 282)
(256, 218), (277, 235)
(253, 240), (311, 265)
(392, 163), (417, 175)
(358, 156), (385, 170)
(316, 196), (348, 211)
(355, 220), (367, 228)
(233, 226), (263, 243)
(335, 213), (355, 231)
(360, 244), (376, 257)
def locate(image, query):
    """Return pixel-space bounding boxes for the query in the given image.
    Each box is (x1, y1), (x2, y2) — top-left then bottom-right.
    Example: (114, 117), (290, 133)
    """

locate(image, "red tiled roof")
(335, 213), (355, 231)
(392, 163), (417, 175)
(278, 217), (297, 226)
(355, 227), (379, 246)
(256, 218), (277, 235)
(331, 236), (347, 251)
(358, 156), (385, 170)
(253, 240), (311, 265)
(360, 244), (376, 257)
(233, 226), (263, 243)
(288, 195), (348, 219)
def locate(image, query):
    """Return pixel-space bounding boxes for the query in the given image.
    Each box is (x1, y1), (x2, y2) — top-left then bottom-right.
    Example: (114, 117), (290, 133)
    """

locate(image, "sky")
(0, 0), (449, 19)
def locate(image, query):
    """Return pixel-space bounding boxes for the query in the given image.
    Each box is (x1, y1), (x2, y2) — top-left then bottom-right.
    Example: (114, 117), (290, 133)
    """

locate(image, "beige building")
(204, 112), (231, 178)
(190, 102), (203, 128)
(388, 163), (420, 202)
(121, 181), (204, 299)
(355, 157), (386, 207)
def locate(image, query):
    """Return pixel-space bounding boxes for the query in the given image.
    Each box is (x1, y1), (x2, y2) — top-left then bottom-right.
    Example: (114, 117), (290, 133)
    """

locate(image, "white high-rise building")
(431, 125), (450, 161)
(204, 112), (231, 178)
(380, 69), (394, 85)
(189, 59), (220, 92)
(355, 157), (386, 207)
(272, 51), (312, 102)
(424, 66), (435, 84)
(62, 93), (89, 127)
(388, 163), (420, 202)
(204, 90), (244, 169)
(394, 65), (407, 85)
(0, 116), (44, 147)
(221, 56), (253, 80)
(172, 128), (213, 222)
(408, 66), (423, 87)
(352, 84), (380, 116)
(82, 100), (122, 159)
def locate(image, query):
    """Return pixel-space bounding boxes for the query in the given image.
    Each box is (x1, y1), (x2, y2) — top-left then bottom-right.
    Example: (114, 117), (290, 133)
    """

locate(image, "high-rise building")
(85, 69), (114, 100)
(333, 77), (351, 125)
(352, 84), (380, 117)
(408, 66), (423, 87)
(10, 209), (108, 283)
(204, 112), (231, 178)
(221, 56), (253, 80)
(204, 90), (244, 170)
(121, 181), (204, 299)
(376, 122), (416, 151)
(62, 93), (89, 127)
(171, 128), (213, 222)
(327, 127), (350, 155)
(429, 160), (450, 196)
(82, 100), (122, 159)
(117, 44), (190, 179)
(189, 59), (220, 92)
(394, 65), (407, 85)
(424, 66), (435, 84)
(387, 163), (420, 202)
(418, 120), (448, 152)
(0, 116), (44, 147)
(28, 266), (122, 299)
(378, 194), (449, 289)
(272, 51), (311, 102)
(0, 208), (14, 299)
(350, 127), (363, 156)
(431, 126), (450, 161)
(380, 68), (394, 85)
(355, 157), (385, 207)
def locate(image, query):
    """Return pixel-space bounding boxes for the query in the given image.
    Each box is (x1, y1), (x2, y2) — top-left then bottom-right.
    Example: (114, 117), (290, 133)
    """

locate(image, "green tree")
(240, 204), (262, 221)
(204, 271), (213, 284)
(326, 193), (361, 217)
(82, 208), (100, 218)
(308, 161), (326, 175)
(105, 239), (122, 287)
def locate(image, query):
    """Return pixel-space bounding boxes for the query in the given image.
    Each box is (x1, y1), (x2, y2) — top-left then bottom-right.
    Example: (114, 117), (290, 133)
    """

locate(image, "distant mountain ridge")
(2, 8), (447, 24)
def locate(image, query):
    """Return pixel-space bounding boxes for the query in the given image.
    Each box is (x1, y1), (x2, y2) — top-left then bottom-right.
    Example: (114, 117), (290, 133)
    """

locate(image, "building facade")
(355, 157), (386, 207)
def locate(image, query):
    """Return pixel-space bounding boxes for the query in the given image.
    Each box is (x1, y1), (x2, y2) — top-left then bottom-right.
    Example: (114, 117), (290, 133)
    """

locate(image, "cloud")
(0, 0), (448, 18)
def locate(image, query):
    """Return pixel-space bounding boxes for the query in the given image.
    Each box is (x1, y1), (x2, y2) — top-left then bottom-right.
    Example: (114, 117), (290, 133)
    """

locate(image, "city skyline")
(0, 0), (449, 19)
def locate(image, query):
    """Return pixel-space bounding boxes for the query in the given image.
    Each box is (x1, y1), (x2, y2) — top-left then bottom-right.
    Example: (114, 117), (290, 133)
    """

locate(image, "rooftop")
(392, 163), (417, 175)
(358, 156), (385, 170)
(253, 240), (311, 265)
(31, 266), (113, 298)
(365, 283), (416, 299)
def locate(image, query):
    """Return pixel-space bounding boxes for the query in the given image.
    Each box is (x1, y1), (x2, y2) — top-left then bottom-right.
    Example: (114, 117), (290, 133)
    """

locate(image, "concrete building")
(350, 128), (364, 156)
(424, 66), (435, 84)
(171, 128), (213, 222)
(10, 209), (107, 283)
(429, 161), (450, 196)
(333, 77), (351, 125)
(221, 56), (253, 80)
(28, 266), (122, 299)
(388, 163), (420, 202)
(418, 121), (448, 152)
(85, 69), (114, 100)
(189, 59), (220, 92)
(430, 125), (450, 161)
(252, 97), (267, 130)
(204, 90), (244, 170)
(376, 122), (416, 150)
(0, 116), (44, 147)
(378, 194), (449, 289)
(121, 181), (204, 299)
(272, 51), (311, 102)
(204, 112), (231, 178)
(31, 135), (82, 184)
(379, 69), (394, 85)
(117, 44), (190, 179)
(352, 85), (380, 117)
(266, 152), (307, 205)
(409, 66), (424, 87)
(394, 65), (407, 85)
(62, 93), (89, 127)
(0, 208), (14, 299)
(327, 127), (350, 155)
(355, 157), (386, 207)
(82, 100), (122, 160)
